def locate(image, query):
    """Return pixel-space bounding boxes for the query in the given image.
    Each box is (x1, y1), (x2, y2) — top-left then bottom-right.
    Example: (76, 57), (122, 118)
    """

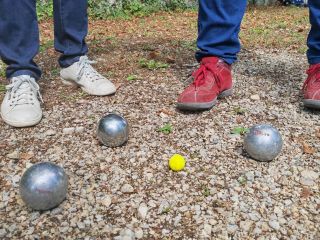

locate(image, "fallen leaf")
(20, 152), (34, 160)
(300, 187), (312, 198)
(302, 142), (315, 154)
(158, 108), (174, 116)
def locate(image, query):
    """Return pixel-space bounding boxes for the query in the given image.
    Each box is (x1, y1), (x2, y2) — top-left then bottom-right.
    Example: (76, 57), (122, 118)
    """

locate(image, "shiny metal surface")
(19, 162), (68, 211)
(97, 113), (129, 147)
(244, 124), (283, 162)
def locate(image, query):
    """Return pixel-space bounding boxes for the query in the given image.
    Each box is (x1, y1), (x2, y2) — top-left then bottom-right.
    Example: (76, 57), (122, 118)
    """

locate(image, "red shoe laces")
(192, 62), (221, 88)
(304, 63), (320, 89)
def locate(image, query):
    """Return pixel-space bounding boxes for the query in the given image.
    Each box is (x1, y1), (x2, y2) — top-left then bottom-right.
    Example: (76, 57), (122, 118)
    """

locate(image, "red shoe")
(303, 63), (320, 109)
(177, 56), (233, 110)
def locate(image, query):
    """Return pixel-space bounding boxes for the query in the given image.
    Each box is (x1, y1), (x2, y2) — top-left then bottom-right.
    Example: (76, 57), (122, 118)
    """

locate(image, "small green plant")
(233, 107), (246, 115)
(37, 1), (53, 20)
(231, 127), (249, 135)
(0, 61), (6, 78)
(158, 124), (172, 134)
(40, 40), (54, 52)
(238, 175), (247, 186)
(203, 187), (210, 197)
(127, 75), (138, 81)
(139, 59), (168, 70)
(0, 84), (6, 93)
(161, 207), (171, 214)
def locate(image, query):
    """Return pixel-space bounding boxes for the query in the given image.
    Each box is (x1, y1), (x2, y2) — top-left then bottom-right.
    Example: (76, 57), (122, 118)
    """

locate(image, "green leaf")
(231, 127), (249, 135)
(127, 75), (138, 81)
(158, 123), (172, 134)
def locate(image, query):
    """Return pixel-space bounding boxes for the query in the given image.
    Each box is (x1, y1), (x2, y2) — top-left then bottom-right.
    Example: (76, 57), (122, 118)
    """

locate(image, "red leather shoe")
(303, 63), (320, 109)
(177, 56), (233, 110)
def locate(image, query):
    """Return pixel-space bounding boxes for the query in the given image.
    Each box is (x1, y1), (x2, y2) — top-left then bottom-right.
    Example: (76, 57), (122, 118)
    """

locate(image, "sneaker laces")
(77, 56), (102, 82)
(304, 63), (320, 89)
(192, 61), (222, 89)
(6, 75), (43, 107)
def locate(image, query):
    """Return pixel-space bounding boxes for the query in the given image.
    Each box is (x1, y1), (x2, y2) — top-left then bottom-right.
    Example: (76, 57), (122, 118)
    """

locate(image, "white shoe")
(60, 56), (116, 96)
(1, 75), (43, 127)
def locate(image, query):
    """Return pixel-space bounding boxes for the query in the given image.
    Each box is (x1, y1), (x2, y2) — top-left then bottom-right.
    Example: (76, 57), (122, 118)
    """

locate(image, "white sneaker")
(1, 75), (43, 127)
(60, 56), (116, 96)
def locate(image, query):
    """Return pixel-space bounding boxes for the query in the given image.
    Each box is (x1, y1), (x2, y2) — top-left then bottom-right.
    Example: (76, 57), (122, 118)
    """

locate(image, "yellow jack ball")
(169, 154), (186, 171)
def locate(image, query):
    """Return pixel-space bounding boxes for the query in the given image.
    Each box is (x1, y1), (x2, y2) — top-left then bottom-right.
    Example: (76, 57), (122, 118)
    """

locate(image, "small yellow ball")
(169, 154), (186, 171)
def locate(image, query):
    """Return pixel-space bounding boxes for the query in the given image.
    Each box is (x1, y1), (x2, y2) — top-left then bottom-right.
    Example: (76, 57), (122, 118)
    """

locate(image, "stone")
(101, 195), (112, 207)
(300, 170), (319, 186)
(138, 203), (148, 219)
(75, 126), (85, 133)
(63, 127), (75, 134)
(135, 228), (143, 239)
(240, 220), (253, 232)
(250, 94), (260, 100)
(44, 130), (56, 136)
(121, 184), (134, 193)
(7, 150), (20, 160)
(269, 220), (280, 230)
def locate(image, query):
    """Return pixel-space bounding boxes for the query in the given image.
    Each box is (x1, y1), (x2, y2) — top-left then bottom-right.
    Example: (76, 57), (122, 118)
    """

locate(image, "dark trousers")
(196, 0), (320, 65)
(0, 0), (88, 80)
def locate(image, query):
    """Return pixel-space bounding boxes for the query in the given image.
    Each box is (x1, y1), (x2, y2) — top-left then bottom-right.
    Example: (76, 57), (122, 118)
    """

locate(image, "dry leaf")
(20, 152), (34, 160)
(300, 187), (312, 198)
(158, 108), (174, 116)
(302, 142), (315, 154)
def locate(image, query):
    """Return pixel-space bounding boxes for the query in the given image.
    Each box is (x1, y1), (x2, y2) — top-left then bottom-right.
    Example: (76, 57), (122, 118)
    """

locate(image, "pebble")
(300, 170), (319, 186)
(269, 220), (280, 230)
(6, 150), (20, 160)
(134, 228), (143, 239)
(121, 184), (134, 193)
(75, 126), (85, 133)
(63, 127), (75, 134)
(240, 220), (253, 232)
(101, 195), (112, 207)
(138, 203), (148, 219)
(0, 229), (6, 238)
(44, 130), (56, 136)
(250, 94), (260, 100)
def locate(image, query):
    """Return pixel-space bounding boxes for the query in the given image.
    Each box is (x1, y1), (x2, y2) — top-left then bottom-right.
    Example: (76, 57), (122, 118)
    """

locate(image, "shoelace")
(77, 56), (102, 82)
(6, 76), (43, 107)
(192, 62), (222, 89)
(304, 63), (320, 89)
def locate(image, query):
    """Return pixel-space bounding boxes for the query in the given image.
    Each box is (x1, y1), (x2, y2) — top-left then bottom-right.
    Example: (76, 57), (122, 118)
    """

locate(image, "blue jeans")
(0, 0), (88, 80)
(196, 0), (320, 65)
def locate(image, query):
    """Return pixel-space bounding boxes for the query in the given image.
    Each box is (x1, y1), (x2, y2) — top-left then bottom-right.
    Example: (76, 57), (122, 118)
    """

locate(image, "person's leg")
(0, 0), (41, 80)
(177, 0), (246, 110)
(307, 0), (320, 65)
(195, 0), (247, 64)
(54, 0), (116, 96)
(303, 0), (320, 109)
(53, 0), (89, 68)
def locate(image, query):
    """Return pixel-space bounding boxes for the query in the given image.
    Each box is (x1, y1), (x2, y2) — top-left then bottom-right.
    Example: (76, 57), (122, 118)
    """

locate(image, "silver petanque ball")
(19, 162), (68, 211)
(244, 124), (283, 162)
(97, 113), (129, 147)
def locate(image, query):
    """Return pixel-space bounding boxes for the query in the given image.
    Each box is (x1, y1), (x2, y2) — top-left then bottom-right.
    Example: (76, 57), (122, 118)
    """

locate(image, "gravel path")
(0, 48), (319, 239)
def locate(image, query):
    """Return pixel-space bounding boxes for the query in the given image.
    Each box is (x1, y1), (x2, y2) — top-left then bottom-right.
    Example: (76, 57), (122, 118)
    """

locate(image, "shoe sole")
(61, 78), (116, 96)
(303, 99), (320, 110)
(177, 88), (233, 111)
(1, 113), (42, 128)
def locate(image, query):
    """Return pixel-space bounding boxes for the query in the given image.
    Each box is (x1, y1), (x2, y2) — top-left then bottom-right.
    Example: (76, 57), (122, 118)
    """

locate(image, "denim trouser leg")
(196, 0), (247, 64)
(0, 0), (41, 80)
(307, 0), (320, 65)
(0, 0), (89, 80)
(53, 0), (89, 68)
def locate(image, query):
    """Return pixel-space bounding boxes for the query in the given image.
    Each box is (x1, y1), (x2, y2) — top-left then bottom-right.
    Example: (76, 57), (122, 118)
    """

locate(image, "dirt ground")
(0, 7), (319, 240)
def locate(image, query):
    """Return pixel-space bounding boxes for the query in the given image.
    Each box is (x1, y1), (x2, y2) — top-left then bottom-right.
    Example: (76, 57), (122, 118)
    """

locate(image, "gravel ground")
(0, 45), (319, 239)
